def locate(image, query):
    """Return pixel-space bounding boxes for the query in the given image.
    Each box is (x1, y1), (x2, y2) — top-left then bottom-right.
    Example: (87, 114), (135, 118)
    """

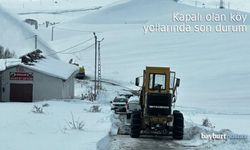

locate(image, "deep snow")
(0, 5), (58, 59)
(0, 0), (250, 149)
(0, 100), (111, 150)
(49, 0), (250, 115)
(180, 0), (250, 13)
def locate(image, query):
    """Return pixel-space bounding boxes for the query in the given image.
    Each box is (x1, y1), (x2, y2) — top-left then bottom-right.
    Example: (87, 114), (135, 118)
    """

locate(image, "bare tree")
(0, 45), (16, 58)
(0, 45), (4, 58)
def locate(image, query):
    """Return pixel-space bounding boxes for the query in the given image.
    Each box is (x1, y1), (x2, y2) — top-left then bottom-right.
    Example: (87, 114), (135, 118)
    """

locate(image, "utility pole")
(51, 26), (55, 41)
(219, 0), (225, 9)
(35, 35), (38, 49)
(202, 3), (205, 8)
(93, 32), (97, 100)
(97, 38), (104, 93)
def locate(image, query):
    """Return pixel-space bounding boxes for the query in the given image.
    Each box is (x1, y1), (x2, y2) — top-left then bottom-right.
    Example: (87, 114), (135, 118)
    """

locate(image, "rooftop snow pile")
(0, 51), (78, 80)
(0, 5), (58, 59)
(0, 58), (21, 71)
(23, 57), (78, 80)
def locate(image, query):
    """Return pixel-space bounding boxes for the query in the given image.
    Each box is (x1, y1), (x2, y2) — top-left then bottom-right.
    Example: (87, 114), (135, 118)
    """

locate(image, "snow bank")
(180, 122), (250, 149)
(97, 135), (111, 150)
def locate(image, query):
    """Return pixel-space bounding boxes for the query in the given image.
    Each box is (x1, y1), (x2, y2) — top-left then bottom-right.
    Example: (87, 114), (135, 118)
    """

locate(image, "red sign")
(10, 72), (33, 81)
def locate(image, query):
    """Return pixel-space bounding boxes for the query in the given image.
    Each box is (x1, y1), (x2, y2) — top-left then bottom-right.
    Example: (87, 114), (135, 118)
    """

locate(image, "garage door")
(10, 84), (33, 102)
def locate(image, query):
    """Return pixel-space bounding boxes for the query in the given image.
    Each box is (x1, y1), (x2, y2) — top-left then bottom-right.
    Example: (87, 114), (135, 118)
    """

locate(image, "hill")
(0, 5), (58, 58)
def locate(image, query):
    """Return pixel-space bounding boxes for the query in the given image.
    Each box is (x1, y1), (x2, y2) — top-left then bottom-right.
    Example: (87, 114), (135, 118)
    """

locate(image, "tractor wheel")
(127, 113), (131, 119)
(130, 110), (141, 138)
(173, 110), (184, 140)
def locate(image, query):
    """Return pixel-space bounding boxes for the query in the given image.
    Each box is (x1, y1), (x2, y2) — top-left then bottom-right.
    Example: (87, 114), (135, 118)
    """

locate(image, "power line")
(55, 27), (102, 33)
(61, 43), (95, 54)
(58, 37), (93, 52)
(46, 37), (94, 56)
(25, 35), (35, 40)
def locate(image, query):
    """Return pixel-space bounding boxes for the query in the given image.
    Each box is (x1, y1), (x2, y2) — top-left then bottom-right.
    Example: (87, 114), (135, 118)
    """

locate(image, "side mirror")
(176, 78), (180, 87)
(135, 77), (140, 86)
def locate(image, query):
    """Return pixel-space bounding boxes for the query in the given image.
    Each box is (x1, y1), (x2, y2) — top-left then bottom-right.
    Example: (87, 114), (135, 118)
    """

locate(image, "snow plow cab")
(130, 66), (184, 139)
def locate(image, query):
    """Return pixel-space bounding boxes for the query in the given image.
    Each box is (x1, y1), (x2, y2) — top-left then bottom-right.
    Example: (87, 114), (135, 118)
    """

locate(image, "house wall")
(1, 65), (75, 102)
(61, 73), (75, 99)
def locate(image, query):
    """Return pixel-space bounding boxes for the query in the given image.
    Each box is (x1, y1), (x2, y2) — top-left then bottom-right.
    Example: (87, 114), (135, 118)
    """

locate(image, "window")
(149, 74), (166, 90)
(170, 72), (175, 89)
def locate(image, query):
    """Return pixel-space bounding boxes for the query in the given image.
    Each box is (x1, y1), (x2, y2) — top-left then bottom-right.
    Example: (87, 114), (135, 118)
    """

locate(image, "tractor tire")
(127, 113), (131, 119)
(173, 110), (184, 140)
(130, 110), (141, 138)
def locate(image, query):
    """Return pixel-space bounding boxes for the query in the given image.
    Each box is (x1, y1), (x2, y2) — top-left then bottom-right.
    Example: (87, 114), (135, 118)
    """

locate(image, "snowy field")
(43, 0), (250, 115)
(0, 0), (250, 149)
(0, 0), (122, 12)
(0, 79), (127, 150)
(180, 0), (250, 13)
(0, 100), (111, 150)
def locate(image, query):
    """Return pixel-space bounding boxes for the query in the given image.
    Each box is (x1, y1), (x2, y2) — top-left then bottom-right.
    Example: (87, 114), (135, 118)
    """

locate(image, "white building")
(0, 57), (78, 102)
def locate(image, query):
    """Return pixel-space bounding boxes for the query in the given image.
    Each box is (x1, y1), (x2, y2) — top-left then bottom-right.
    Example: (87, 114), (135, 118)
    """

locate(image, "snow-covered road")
(110, 135), (196, 150)
(107, 110), (250, 150)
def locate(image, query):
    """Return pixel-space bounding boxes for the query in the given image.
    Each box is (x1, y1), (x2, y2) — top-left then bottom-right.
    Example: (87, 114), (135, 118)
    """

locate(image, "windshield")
(149, 74), (166, 90)
(114, 98), (127, 102)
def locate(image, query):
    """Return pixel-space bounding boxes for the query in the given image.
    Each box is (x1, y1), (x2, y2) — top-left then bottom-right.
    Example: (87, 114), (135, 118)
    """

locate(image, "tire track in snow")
(110, 135), (197, 150)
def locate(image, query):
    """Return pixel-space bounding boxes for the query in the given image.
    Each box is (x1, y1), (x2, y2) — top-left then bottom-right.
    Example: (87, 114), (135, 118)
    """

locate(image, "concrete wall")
(0, 65), (75, 102)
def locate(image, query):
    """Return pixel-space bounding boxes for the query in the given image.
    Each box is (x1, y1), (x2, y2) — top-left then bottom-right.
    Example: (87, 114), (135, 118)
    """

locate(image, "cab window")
(149, 74), (166, 90)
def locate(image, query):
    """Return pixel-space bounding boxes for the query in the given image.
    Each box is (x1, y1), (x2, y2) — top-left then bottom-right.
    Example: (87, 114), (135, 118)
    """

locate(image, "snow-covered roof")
(0, 58), (78, 80)
(0, 58), (21, 72)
